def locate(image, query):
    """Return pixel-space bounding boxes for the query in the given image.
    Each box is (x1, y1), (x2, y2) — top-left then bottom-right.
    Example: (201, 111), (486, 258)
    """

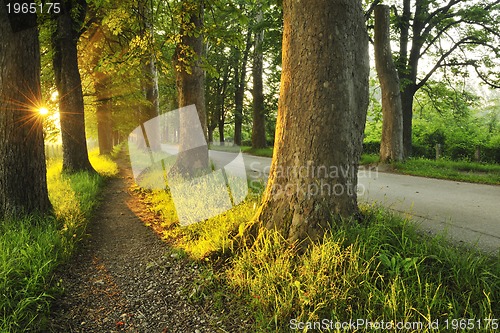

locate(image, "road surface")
(208, 150), (500, 254)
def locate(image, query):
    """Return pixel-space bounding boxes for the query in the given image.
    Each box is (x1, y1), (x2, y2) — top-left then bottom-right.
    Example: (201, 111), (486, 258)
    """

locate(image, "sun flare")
(39, 107), (49, 115)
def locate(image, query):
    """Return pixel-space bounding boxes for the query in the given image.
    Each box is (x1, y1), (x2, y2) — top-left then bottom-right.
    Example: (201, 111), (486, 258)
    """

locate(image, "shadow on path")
(48, 153), (225, 333)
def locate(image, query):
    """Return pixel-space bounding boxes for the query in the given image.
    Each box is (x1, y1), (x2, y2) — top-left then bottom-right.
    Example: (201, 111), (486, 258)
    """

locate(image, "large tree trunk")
(254, 0), (369, 245)
(172, 0), (208, 175)
(52, 0), (95, 173)
(251, 9), (267, 149)
(233, 31), (252, 146)
(0, 1), (52, 219)
(374, 5), (404, 163)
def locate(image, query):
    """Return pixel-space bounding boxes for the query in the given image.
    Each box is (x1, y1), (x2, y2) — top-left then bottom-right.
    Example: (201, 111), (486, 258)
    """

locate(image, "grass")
(360, 154), (500, 185)
(360, 154), (380, 165)
(393, 157), (500, 185)
(0, 150), (118, 332)
(145, 186), (499, 332)
(209, 144), (274, 158)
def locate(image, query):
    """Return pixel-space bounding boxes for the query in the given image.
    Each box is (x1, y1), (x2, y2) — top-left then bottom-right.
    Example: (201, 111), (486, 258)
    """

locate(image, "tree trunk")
(52, 0), (95, 173)
(251, 9), (267, 149)
(88, 24), (113, 155)
(138, 1), (160, 149)
(172, 0), (208, 175)
(94, 71), (113, 155)
(234, 30), (252, 146)
(254, 0), (369, 246)
(143, 58), (160, 121)
(218, 104), (225, 145)
(218, 65), (229, 145)
(396, 0), (427, 157)
(374, 5), (404, 163)
(401, 85), (416, 157)
(0, 1), (52, 219)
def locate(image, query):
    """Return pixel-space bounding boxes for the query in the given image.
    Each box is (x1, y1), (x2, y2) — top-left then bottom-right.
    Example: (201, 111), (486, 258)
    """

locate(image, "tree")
(138, 0), (160, 123)
(254, 0), (369, 245)
(251, 7), (267, 149)
(93, 69), (114, 155)
(52, 0), (95, 172)
(391, 0), (500, 156)
(83, 21), (115, 155)
(0, 1), (52, 219)
(172, 0), (209, 175)
(374, 5), (404, 162)
(233, 30), (252, 146)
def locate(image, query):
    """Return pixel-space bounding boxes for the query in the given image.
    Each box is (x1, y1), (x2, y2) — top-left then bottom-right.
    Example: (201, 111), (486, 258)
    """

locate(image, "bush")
(362, 141), (380, 155)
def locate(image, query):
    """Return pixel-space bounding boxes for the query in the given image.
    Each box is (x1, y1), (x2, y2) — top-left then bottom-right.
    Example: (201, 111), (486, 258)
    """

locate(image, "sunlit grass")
(147, 186), (499, 332)
(0, 149), (118, 332)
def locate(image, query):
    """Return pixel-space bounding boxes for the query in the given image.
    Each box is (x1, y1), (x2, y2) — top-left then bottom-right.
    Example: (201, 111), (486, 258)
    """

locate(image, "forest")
(0, 0), (499, 332)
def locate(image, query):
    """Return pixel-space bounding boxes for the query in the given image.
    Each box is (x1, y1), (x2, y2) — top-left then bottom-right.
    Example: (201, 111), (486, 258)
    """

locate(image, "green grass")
(241, 146), (274, 158)
(209, 144), (274, 158)
(393, 158), (500, 185)
(0, 150), (118, 332)
(145, 187), (499, 332)
(360, 154), (380, 165)
(359, 154), (500, 185)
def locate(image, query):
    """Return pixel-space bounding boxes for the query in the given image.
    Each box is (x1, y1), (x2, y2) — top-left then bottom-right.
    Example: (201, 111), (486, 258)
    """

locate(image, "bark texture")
(374, 5), (404, 163)
(52, 0), (95, 173)
(254, 0), (369, 245)
(251, 10), (267, 149)
(0, 1), (52, 219)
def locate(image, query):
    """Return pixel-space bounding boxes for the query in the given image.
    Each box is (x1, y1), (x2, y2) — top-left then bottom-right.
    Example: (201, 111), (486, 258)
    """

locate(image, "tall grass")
(226, 207), (499, 331)
(0, 151), (118, 332)
(148, 187), (499, 332)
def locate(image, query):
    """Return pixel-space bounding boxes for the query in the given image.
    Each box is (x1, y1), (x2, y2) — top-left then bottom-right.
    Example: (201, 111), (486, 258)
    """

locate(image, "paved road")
(208, 150), (500, 254)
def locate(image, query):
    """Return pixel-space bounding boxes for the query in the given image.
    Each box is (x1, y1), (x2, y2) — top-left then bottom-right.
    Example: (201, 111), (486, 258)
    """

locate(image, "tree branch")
(474, 66), (500, 89)
(419, 19), (464, 57)
(416, 36), (474, 89)
(365, 0), (382, 20)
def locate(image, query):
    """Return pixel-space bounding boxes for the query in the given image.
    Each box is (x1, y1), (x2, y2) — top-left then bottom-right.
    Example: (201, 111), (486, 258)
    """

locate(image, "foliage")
(364, 76), (383, 145)
(412, 81), (500, 162)
(0, 152), (117, 332)
(364, 78), (500, 163)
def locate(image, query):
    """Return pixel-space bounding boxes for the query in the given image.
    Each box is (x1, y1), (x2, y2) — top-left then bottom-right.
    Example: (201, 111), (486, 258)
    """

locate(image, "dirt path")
(48, 155), (231, 333)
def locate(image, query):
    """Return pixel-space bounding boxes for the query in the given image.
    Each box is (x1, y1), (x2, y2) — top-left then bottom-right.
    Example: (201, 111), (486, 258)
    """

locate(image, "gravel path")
(48, 155), (243, 332)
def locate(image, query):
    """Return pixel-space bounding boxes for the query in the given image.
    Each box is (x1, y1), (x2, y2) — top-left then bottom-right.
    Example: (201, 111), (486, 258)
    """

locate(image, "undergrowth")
(0, 150), (118, 332)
